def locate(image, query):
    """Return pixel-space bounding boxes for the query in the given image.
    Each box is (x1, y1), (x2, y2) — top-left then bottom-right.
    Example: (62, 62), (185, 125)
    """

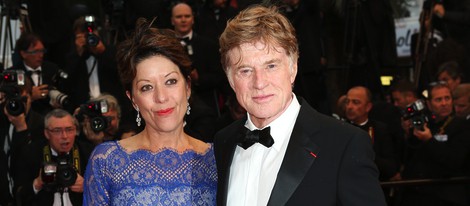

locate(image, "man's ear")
(290, 63), (298, 84)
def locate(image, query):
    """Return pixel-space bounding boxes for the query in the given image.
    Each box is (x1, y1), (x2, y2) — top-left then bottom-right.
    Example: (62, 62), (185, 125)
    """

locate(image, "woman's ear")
(126, 90), (137, 110)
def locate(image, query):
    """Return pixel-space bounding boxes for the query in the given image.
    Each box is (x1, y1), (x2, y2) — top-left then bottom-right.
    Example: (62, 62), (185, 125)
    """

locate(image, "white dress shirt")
(25, 64), (42, 86)
(227, 95), (300, 206)
(86, 56), (101, 98)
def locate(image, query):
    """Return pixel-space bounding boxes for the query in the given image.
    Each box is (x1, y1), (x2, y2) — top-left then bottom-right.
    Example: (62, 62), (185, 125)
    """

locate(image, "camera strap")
(43, 145), (81, 174)
(87, 59), (97, 79)
(438, 116), (453, 135)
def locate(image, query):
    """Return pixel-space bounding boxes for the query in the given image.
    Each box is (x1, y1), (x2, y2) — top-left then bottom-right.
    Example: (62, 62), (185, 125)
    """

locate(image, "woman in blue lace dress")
(83, 18), (217, 205)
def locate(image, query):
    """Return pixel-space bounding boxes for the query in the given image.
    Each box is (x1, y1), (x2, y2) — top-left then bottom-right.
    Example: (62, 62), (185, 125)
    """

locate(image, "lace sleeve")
(83, 142), (115, 205)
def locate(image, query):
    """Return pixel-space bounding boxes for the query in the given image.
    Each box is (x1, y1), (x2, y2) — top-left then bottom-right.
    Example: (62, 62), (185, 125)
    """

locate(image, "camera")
(42, 154), (78, 189)
(401, 99), (429, 131)
(0, 70), (27, 116)
(76, 100), (110, 132)
(49, 69), (71, 109)
(84, 15), (100, 47)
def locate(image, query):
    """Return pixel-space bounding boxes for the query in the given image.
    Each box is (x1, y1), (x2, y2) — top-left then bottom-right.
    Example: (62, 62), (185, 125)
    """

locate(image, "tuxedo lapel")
(215, 120), (246, 206)
(267, 101), (321, 206)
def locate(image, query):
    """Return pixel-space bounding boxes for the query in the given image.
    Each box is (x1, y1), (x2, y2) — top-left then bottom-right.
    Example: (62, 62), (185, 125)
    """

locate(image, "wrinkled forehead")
(226, 41), (286, 67)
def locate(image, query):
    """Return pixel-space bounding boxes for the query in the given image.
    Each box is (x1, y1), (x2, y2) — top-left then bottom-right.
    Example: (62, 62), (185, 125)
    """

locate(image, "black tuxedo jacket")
(64, 46), (131, 117)
(214, 98), (386, 206)
(11, 61), (63, 115)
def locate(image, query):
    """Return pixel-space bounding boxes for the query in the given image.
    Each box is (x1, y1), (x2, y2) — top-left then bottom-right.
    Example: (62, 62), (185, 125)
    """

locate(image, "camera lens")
(91, 116), (107, 132)
(6, 98), (25, 116)
(86, 34), (100, 47)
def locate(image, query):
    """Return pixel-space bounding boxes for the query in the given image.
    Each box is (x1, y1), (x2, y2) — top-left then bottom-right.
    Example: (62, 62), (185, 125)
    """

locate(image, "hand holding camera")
(31, 84), (49, 101)
(41, 154), (79, 191)
(412, 123), (433, 141)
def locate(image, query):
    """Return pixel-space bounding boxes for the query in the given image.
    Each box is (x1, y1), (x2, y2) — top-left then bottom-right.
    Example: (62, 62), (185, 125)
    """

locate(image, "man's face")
(392, 91), (416, 110)
(103, 109), (119, 135)
(428, 87), (453, 119)
(45, 115), (77, 154)
(20, 41), (45, 69)
(453, 95), (470, 118)
(345, 87), (371, 124)
(171, 3), (194, 36)
(226, 41), (297, 128)
(438, 71), (460, 91)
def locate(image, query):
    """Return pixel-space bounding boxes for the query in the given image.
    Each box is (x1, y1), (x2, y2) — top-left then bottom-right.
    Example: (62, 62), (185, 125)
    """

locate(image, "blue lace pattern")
(83, 141), (217, 206)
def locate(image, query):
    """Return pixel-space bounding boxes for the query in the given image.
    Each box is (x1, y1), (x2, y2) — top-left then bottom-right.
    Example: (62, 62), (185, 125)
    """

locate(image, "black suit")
(184, 33), (229, 115)
(214, 98), (386, 205)
(355, 119), (400, 181)
(0, 110), (45, 205)
(64, 45), (132, 121)
(401, 116), (470, 206)
(15, 140), (93, 206)
(13, 61), (66, 115)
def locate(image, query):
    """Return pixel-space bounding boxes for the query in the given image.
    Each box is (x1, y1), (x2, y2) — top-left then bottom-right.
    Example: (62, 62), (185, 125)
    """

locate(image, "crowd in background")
(1, 0), (470, 205)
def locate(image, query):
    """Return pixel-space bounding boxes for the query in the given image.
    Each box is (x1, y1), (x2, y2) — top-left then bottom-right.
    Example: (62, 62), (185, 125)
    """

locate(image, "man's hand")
(413, 123), (433, 141)
(433, 4), (445, 18)
(33, 169), (44, 192)
(4, 106), (27, 131)
(32, 84), (49, 101)
(69, 173), (84, 193)
(75, 33), (87, 56)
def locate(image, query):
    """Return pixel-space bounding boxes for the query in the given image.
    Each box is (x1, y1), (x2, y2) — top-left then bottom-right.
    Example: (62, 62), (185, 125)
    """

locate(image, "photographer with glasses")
(13, 33), (71, 116)
(399, 81), (470, 206)
(15, 109), (92, 206)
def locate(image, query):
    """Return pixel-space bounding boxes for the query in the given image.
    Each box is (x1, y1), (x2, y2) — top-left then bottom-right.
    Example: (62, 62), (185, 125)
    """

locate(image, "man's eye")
(238, 68), (252, 75)
(166, 79), (177, 85)
(267, 64), (276, 69)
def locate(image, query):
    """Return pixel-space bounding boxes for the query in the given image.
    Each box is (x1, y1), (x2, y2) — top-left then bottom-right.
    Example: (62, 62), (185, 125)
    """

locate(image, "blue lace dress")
(83, 141), (217, 206)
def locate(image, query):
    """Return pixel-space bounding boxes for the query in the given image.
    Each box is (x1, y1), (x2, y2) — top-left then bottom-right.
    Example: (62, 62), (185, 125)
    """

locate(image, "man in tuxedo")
(172, 2), (229, 116)
(14, 33), (69, 115)
(214, 5), (386, 206)
(345, 86), (400, 181)
(15, 109), (92, 206)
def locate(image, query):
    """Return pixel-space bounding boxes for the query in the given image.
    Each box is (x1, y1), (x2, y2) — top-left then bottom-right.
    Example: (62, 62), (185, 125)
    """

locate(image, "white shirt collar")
(244, 94), (301, 152)
(24, 63), (41, 72)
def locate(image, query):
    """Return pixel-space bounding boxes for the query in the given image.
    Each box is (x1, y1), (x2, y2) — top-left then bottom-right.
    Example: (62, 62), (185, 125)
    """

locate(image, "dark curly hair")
(116, 18), (192, 97)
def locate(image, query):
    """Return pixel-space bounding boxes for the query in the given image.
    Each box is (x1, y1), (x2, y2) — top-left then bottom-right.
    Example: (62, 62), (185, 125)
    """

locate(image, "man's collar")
(24, 63), (41, 72)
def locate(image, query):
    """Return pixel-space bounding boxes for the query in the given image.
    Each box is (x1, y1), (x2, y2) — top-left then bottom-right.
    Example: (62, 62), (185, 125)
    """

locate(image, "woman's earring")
(136, 107), (141, 127)
(186, 102), (191, 115)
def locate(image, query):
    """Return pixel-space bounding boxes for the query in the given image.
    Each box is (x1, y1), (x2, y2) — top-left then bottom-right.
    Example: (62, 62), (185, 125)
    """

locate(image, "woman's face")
(128, 55), (190, 133)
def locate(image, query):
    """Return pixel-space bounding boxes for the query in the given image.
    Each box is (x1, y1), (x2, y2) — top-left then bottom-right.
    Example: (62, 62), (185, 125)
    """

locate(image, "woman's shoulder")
(188, 136), (213, 155)
(91, 141), (121, 156)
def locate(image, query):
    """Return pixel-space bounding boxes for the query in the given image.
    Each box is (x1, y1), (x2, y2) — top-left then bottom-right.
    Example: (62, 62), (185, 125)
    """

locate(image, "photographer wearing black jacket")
(13, 33), (70, 115)
(0, 73), (44, 205)
(15, 109), (92, 206)
(400, 82), (470, 206)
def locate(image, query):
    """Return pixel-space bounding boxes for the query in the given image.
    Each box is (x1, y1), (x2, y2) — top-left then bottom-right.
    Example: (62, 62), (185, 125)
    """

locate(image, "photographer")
(399, 82), (470, 206)
(0, 74), (44, 205)
(63, 16), (131, 122)
(75, 94), (122, 146)
(15, 109), (92, 206)
(13, 33), (70, 115)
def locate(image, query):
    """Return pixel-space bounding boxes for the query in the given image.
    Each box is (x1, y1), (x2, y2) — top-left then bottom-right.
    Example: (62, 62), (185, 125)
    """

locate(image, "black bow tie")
(179, 37), (191, 44)
(27, 70), (41, 75)
(238, 127), (275, 149)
